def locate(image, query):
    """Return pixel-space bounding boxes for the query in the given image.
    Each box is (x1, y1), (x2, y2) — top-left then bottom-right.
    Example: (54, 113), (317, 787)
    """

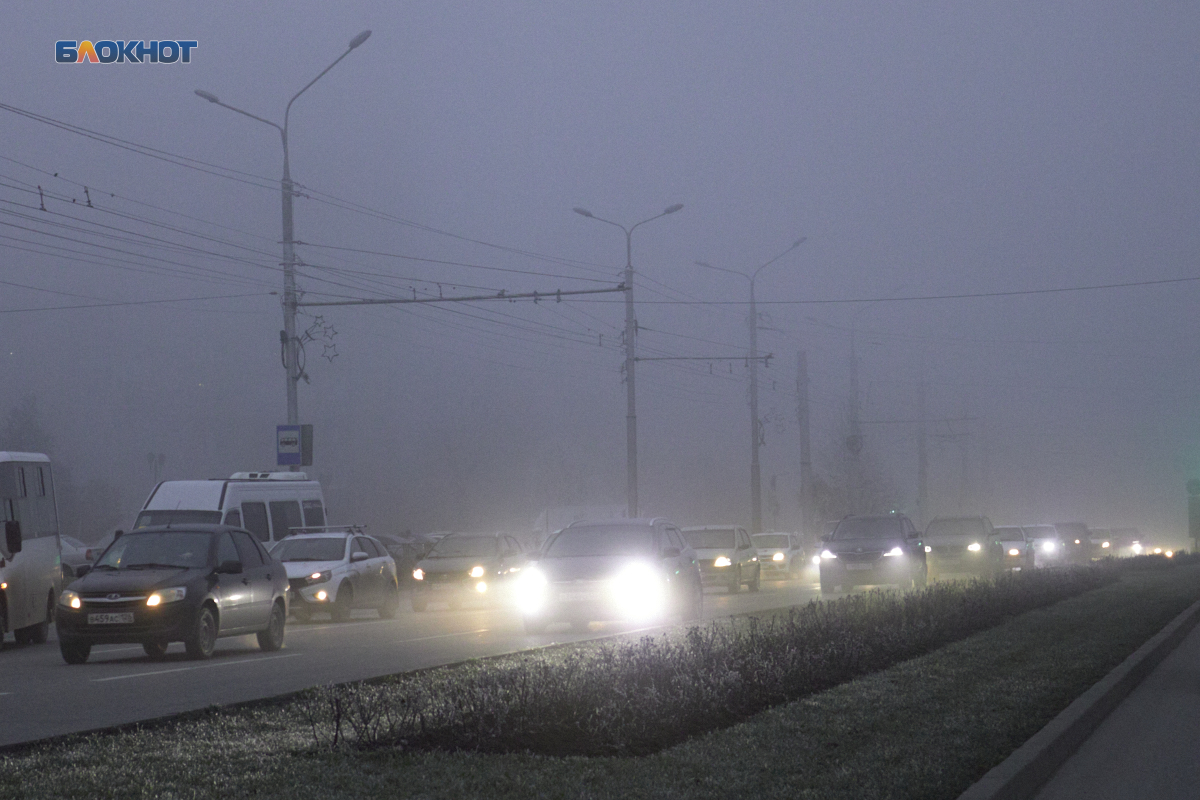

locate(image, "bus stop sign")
(277, 425), (313, 466)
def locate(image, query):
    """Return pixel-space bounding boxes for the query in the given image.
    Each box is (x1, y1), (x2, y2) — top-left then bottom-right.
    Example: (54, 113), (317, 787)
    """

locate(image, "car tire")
(184, 605), (218, 660)
(60, 640), (90, 664)
(523, 615), (548, 634)
(728, 567), (741, 594)
(378, 580), (400, 619)
(257, 601), (286, 652)
(683, 581), (703, 622)
(330, 584), (353, 622)
(411, 593), (428, 612)
(748, 566), (761, 593)
(142, 641), (169, 659)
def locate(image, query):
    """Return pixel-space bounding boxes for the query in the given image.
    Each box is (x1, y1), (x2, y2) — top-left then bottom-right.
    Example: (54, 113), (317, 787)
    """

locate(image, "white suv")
(270, 530), (399, 622)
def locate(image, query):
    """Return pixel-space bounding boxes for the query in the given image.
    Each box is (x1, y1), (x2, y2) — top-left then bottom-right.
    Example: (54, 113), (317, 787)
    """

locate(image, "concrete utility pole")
(917, 374), (928, 529)
(847, 332), (863, 512)
(796, 350), (814, 535)
(695, 237), (805, 533)
(195, 29), (371, 433)
(574, 204), (683, 519)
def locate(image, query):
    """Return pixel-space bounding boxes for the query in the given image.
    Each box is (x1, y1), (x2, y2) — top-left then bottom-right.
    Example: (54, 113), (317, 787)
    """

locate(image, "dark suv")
(818, 514), (926, 594)
(924, 516), (1004, 580)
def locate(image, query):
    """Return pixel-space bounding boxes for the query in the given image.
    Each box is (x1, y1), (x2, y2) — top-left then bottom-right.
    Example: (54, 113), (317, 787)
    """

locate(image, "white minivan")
(0, 451), (63, 645)
(135, 472), (326, 545)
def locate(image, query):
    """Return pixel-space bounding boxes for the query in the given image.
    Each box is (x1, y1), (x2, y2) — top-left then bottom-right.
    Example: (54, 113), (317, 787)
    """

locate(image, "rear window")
(134, 510), (222, 529)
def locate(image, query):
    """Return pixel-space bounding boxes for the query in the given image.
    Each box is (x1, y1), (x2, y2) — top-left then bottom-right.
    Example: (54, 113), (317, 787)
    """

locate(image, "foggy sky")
(3, 1), (1199, 542)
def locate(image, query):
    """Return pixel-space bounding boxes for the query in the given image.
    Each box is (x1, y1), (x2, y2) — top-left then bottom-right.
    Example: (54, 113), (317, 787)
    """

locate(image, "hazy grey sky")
(3, 2), (1199, 541)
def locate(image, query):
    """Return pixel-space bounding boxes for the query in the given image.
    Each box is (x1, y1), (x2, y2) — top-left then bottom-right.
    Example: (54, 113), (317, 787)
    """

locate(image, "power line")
(0, 291), (274, 314)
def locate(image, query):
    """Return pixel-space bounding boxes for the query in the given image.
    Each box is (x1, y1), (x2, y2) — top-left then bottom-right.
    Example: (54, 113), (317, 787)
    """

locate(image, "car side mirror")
(217, 559), (243, 574)
(351, 551), (369, 563)
(75, 564), (92, 578)
(662, 546), (681, 558)
(4, 520), (22, 555)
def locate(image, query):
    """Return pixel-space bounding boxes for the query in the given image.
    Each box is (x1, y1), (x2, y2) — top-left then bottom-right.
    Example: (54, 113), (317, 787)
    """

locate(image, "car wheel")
(682, 581), (703, 622)
(60, 640), (90, 664)
(411, 593), (428, 612)
(523, 615), (548, 634)
(330, 583), (353, 622)
(748, 566), (761, 593)
(728, 567), (741, 594)
(257, 601), (286, 652)
(378, 580), (400, 619)
(184, 605), (218, 660)
(142, 641), (169, 659)
(819, 574), (835, 594)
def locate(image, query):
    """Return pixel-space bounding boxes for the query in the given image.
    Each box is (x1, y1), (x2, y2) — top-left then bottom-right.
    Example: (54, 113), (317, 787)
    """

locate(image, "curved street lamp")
(195, 30), (371, 431)
(696, 236), (806, 533)
(574, 204), (684, 518)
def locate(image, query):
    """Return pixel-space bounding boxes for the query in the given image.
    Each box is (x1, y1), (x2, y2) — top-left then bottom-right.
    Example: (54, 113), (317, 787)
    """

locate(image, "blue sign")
(277, 425), (302, 466)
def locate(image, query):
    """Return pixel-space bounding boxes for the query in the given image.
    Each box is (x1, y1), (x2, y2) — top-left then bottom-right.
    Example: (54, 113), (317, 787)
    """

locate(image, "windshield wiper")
(124, 562), (191, 570)
(90, 564), (120, 571)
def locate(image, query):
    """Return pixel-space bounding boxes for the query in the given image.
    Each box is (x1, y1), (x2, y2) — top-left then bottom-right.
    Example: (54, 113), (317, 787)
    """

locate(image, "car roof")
(124, 524), (239, 534)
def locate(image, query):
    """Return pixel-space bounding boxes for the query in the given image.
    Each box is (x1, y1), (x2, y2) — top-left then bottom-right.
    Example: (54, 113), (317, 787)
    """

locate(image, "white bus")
(0, 452), (62, 645)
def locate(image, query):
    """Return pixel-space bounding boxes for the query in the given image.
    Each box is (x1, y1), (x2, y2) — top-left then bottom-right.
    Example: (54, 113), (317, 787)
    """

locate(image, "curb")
(957, 596), (1200, 800)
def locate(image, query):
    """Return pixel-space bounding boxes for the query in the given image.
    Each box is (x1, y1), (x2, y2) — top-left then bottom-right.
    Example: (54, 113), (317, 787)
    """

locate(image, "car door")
(351, 536), (379, 606)
(214, 532), (252, 632)
(231, 530), (273, 628)
(736, 528), (756, 575)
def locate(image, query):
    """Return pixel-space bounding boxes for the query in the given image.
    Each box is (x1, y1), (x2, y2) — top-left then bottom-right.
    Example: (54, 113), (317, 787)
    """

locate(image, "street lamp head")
(694, 260), (713, 269)
(664, 203), (684, 214)
(348, 30), (372, 49)
(194, 89), (220, 104)
(792, 237), (807, 248)
(573, 207), (594, 218)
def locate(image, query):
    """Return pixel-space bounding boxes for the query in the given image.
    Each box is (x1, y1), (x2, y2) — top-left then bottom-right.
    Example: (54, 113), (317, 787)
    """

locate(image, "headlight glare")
(820, 549), (837, 559)
(611, 562), (666, 620)
(469, 565), (485, 578)
(59, 589), (82, 609)
(146, 587), (186, 607)
(772, 552), (785, 562)
(513, 567), (548, 614)
(968, 542), (982, 552)
(883, 546), (903, 557)
(412, 568), (425, 581)
(713, 556), (732, 568)
(1042, 541), (1056, 553)
(1008, 548), (1020, 557)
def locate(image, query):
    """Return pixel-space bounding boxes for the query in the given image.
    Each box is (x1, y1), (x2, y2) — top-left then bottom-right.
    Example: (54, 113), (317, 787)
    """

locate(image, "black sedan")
(818, 514), (927, 593)
(512, 518), (703, 633)
(56, 524), (288, 664)
(410, 533), (527, 611)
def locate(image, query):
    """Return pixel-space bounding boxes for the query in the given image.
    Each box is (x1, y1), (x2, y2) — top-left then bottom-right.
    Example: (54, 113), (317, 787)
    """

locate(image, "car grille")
(79, 594), (146, 610)
(930, 545), (966, 557)
(839, 551), (881, 564)
(427, 571), (466, 583)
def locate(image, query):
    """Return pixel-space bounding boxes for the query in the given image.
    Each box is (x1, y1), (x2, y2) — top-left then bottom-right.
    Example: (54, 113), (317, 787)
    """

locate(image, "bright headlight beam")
(968, 542), (982, 552)
(713, 556), (732, 568)
(820, 549), (837, 559)
(883, 547), (903, 557)
(1008, 548), (1020, 557)
(469, 565), (485, 578)
(772, 552), (785, 561)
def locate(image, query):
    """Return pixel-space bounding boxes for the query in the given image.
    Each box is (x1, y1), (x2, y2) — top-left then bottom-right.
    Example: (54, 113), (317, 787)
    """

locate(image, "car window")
(133, 510), (222, 529)
(217, 532), (240, 568)
(833, 518), (905, 540)
(302, 499), (326, 527)
(665, 527), (684, 550)
(272, 536), (346, 562)
(504, 536), (522, 554)
(241, 502), (270, 542)
(223, 509), (242, 528)
(231, 531), (264, 567)
(545, 526), (655, 557)
(427, 536), (499, 558)
(355, 537), (381, 558)
(269, 501), (304, 541)
(95, 530), (213, 570)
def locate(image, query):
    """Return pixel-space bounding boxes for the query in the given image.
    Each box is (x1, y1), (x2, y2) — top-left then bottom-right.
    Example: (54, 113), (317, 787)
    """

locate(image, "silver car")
(751, 532), (806, 580)
(271, 530), (399, 622)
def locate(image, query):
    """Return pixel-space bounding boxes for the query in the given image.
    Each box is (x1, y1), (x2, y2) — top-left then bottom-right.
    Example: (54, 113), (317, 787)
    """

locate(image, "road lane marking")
(92, 652), (301, 682)
(395, 628), (489, 644)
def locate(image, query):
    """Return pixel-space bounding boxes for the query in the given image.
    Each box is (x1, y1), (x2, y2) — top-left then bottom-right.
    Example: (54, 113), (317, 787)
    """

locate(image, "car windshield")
(832, 518), (904, 540)
(94, 531), (212, 570)
(993, 527), (1025, 541)
(752, 534), (790, 549)
(926, 518), (987, 539)
(1024, 526), (1057, 540)
(427, 537), (498, 558)
(271, 537), (346, 562)
(544, 526), (656, 557)
(683, 529), (736, 550)
(133, 510), (222, 529)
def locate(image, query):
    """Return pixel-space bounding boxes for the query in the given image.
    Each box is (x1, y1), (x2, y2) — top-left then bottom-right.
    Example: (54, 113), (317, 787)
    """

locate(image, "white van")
(0, 451), (62, 644)
(135, 472), (326, 544)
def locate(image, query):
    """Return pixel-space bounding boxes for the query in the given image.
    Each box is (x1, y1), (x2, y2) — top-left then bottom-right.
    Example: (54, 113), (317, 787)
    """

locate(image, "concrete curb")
(957, 596), (1200, 800)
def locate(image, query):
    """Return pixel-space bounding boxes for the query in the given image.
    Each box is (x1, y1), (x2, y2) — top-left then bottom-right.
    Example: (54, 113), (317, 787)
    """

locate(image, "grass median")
(3, 559), (1198, 799)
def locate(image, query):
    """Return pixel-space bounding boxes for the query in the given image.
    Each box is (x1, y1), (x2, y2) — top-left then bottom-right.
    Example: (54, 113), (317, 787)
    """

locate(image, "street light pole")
(195, 29), (371, 430)
(574, 204), (684, 519)
(696, 237), (805, 533)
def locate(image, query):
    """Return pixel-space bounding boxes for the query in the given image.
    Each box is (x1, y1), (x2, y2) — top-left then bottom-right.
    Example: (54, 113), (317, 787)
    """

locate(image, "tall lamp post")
(696, 237), (805, 533)
(195, 29), (371, 430)
(574, 204), (684, 518)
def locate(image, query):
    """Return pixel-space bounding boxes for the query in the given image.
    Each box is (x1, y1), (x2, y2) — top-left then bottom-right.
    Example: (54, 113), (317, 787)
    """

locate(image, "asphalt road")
(0, 573), (825, 748)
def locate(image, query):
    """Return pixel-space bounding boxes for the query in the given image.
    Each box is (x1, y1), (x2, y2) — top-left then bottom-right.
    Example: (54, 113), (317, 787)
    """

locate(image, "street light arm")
(694, 260), (751, 284)
(194, 91), (283, 134)
(751, 236), (807, 282)
(283, 30), (371, 136)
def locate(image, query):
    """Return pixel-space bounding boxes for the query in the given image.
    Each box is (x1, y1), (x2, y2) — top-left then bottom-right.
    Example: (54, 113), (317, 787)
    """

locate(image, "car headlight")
(610, 562), (666, 620)
(812, 555), (821, 565)
(713, 556), (732, 568)
(475, 581), (488, 593)
(1101, 541), (1110, 549)
(925, 545), (932, 553)
(1042, 541), (1056, 553)
(820, 549), (837, 559)
(772, 552), (785, 562)
(1166, 550), (1174, 558)
(469, 565), (485, 578)
(513, 567), (548, 614)
(968, 543), (982, 552)
(1008, 548), (1020, 557)
(306, 570), (331, 585)
(412, 568), (425, 581)
(883, 547), (903, 557)
(1131, 543), (1143, 554)
(146, 587), (186, 607)
(59, 589), (82, 610)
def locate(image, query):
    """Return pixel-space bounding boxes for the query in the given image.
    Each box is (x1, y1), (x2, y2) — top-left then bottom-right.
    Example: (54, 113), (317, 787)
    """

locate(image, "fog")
(3, 2), (1199, 543)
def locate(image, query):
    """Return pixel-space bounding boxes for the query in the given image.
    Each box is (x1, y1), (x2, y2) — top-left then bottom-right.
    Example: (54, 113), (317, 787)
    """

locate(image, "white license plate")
(88, 612), (134, 625)
(845, 563), (874, 571)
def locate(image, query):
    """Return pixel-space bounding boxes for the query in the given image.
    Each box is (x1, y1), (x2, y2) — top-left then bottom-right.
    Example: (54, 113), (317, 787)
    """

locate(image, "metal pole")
(748, 279), (761, 533)
(917, 373), (928, 528)
(796, 350), (813, 535)
(624, 229), (637, 518)
(280, 136), (299, 429)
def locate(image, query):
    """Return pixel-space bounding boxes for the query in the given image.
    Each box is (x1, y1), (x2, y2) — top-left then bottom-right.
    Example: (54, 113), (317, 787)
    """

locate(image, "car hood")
(280, 560), (343, 578)
(416, 555), (497, 574)
(71, 566), (206, 593)
(690, 547), (737, 559)
(923, 533), (989, 546)
(533, 555), (656, 583)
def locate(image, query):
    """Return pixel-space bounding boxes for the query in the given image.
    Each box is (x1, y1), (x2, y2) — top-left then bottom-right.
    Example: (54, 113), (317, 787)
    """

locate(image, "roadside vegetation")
(2, 556), (1197, 800)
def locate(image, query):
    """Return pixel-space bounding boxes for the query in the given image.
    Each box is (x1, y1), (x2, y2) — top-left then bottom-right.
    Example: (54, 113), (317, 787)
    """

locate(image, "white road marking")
(92, 652), (301, 682)
(395, 628), (489, 644)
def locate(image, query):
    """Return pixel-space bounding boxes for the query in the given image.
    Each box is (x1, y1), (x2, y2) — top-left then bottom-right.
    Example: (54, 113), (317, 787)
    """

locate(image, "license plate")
(88, 612), (134, 625)
(845, 563), (874, 571)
